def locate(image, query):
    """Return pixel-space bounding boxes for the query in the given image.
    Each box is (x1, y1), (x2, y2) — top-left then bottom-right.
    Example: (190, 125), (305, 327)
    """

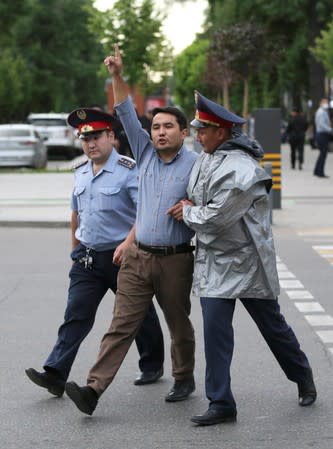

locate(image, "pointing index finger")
(114, 43), (120, 57)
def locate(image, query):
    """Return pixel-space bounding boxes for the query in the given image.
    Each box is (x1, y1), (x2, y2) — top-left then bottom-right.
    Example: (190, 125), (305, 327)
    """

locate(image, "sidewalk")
(273, 144), (333, 230)
(0, 144), (332, 229)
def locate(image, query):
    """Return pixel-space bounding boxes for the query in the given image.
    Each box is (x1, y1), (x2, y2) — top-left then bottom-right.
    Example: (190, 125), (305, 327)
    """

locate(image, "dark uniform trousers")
(86, 243), (195, 396)
(200, 297), (312, 413)
(314, 132), (330, 176)
(44, 243), (164, 381)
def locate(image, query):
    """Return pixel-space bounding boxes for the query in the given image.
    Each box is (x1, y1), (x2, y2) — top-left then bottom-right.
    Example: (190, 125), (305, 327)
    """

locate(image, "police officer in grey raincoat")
(168, 91), (317, 426)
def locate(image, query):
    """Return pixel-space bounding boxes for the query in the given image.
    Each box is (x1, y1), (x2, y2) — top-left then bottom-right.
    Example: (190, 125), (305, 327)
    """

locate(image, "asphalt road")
(1, 144), (333, 448)
(1, 229), (333, 448)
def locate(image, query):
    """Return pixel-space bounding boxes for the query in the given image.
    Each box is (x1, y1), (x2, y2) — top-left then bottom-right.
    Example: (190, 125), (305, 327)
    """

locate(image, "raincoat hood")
(221, 133), (265, 160)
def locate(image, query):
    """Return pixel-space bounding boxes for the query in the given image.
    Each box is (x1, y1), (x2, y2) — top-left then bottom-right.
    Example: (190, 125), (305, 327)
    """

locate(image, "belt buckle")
(164, 247), (171, 256)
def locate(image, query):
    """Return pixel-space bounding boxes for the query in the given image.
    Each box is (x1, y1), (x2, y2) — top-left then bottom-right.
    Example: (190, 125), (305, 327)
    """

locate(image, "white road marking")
(276, 263), (287, 271)
(316, 330), (333, 344)
(304, 315), (333, 326)
(279, 279), (304, 289)
(286, 290), (314, 299)
(294, 302), (324, 313)
(277, 250), (333, 357)
(278, 271), (295, 279)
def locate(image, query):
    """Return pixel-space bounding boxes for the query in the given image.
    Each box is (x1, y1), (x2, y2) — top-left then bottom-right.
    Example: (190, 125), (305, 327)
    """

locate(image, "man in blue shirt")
(64, 45), (198, 416)
(25, 108), (164, 397)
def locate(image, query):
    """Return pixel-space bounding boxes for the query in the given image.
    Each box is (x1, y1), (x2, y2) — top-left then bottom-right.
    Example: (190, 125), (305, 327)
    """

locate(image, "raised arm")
(104, 44), (129, 105)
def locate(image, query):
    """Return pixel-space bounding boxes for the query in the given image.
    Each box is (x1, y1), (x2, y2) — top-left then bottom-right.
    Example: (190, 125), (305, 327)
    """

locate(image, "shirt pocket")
(73, 185), (87, 212)
(98, 186), (121, 211)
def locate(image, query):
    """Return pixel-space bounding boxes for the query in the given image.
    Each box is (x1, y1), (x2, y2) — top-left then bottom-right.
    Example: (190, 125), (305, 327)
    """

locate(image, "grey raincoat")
(183, 134), (280, 299)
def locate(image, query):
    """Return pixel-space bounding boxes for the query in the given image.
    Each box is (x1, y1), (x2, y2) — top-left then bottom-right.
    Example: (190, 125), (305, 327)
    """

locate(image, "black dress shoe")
(65, 382), (98, 416)
(314, 173), (329, 178)
(298, 370), (317, 406)
(134, 367), (163, 386)
(25, 368), (65, 397)
(191, 408), (237, 426)
(165, 378), (195, 402)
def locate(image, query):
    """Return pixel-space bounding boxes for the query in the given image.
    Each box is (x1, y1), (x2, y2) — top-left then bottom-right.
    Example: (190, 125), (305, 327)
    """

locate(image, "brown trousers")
(87, 244), (195, 396)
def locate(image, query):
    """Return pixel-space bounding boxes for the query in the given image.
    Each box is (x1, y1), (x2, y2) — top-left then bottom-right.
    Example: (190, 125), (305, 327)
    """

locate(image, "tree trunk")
(242, 77), (249, 118)
(307, 0), (327, 119)
(223, 79), (229, 109)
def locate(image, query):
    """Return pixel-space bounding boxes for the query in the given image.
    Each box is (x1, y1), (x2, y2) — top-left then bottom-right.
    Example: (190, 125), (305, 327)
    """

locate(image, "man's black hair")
(152, 107), (188, 131)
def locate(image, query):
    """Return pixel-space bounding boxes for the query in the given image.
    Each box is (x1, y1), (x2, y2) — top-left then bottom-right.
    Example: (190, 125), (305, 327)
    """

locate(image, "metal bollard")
(263, 162), (273, 224)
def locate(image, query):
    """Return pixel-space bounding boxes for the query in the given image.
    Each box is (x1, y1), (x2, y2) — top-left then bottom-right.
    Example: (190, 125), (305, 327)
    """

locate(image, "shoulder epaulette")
(117, 156), (136, 169)
(73, 159), (89, 170)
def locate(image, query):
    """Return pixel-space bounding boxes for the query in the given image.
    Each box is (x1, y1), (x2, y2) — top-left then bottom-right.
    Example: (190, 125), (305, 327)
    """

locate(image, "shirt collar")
(155, 143), (184, 164)
(81, 148), (117, 174)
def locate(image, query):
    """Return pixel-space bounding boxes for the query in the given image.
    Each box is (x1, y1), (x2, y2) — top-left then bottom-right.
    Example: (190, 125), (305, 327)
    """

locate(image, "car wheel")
(33, 157), (47, 169)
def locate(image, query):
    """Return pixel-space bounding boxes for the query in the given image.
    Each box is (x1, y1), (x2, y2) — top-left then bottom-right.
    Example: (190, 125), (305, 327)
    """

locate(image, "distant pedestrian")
(313, 98), (332, 178)
(286, 108), (308, 170)
(25, 107), (164, 398)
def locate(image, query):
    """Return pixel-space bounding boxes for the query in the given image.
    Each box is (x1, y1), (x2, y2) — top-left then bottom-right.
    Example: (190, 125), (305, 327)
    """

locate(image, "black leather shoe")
(134, 368), (163, 386)
(314, 173), (329, 178)
(25, 368), (65, 397)
(65, 382), (98, 416)
(165, 378), (195, 402)
(298, 370), (317, 406)
(191, 409), (237, 426)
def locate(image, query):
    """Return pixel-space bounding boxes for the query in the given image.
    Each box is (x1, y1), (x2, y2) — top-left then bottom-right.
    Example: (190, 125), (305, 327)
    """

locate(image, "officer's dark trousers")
(314, 132), (330, 176)
(200, 297), (312, 413)
(44, 244), (164, 381)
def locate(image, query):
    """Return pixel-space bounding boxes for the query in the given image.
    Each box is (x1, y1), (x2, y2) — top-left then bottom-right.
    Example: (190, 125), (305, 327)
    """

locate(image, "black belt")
(135, 241), (194, 256)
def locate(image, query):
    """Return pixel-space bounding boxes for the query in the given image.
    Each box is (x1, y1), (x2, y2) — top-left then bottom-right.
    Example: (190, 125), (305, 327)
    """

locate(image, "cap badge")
(81, 124), (94, 132)
(77, 110), (87, 120)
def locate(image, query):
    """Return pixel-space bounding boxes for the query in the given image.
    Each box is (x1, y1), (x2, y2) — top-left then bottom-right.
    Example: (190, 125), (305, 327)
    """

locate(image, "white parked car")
(0, 124), (48, 169)
(27, 112), (79, 160)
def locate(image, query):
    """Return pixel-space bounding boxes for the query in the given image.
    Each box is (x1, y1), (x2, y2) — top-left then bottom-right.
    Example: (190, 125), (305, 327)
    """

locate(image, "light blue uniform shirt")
(71, 149), (138, 251)
(115, 97), (198, 246)
(315, 106), (332, 134)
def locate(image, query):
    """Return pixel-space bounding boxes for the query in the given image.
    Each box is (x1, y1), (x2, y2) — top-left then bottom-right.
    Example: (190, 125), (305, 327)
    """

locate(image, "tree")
(89, 0), (173, 93)
(205, 22), (283, 115)
(0, 0), (26, 47)
(205, 29), (237, 110)
(311, 17), (333, 78)
(12, 0), (105, 114)
(0, 50), (32, 122)
(203, 0), (333, 114)
(174, 39), (209, 115)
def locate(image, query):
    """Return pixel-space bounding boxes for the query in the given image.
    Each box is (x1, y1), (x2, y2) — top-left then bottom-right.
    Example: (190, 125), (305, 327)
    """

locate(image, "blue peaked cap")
(190, 91), (246, 128)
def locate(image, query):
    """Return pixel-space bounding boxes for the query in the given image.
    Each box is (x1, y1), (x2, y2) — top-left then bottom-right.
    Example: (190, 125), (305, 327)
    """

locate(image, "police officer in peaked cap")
(168, 91), (316, 426)
(25, 107), (164, 397)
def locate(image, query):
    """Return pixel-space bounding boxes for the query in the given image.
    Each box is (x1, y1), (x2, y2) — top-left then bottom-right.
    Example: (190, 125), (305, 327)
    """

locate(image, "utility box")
(254, 108), (281, 209)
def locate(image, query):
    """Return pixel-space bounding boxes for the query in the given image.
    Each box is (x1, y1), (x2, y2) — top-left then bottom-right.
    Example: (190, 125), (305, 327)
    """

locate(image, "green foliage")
(311, 17), (333, 78)
(0, 0), (26, 46)
(12, 0), (105, 114)
(89, 0), (173, 93)
(202, 0), (333, 113)
(0, 49), (32, 122)
(174, 39), (209, 115)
